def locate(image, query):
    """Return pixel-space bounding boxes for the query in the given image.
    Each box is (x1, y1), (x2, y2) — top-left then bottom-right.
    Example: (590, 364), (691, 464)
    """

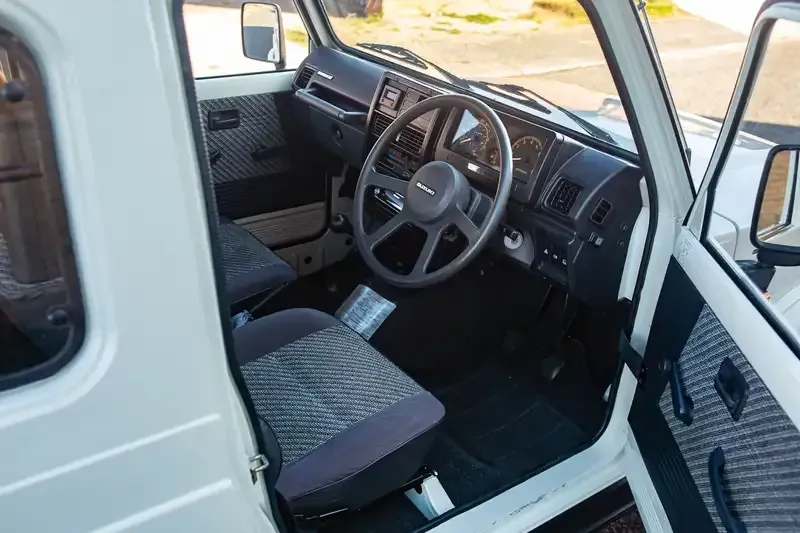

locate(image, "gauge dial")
(487, 147), (499, 166)
(456, 120), (491, 157)
(511, 135), (544, 179)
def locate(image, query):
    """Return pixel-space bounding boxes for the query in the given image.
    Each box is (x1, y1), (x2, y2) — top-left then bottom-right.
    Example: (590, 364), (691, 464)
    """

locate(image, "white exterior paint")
(0, 0), (275, 531)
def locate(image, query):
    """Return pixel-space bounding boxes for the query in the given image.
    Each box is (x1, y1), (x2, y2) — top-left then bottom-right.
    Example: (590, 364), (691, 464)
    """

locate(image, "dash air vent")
(590, 198), (613, 226)
(370, 112), (426, 156)
(371, 113), (393, 138)
(547, 178), (582, 215)
(396, 127), (425, 155)
(295, 65), (316, 88)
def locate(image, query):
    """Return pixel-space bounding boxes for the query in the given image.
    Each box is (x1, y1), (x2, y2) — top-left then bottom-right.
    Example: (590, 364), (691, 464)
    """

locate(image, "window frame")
(0, 30), (85, 392)
(690, 3), (800, 358)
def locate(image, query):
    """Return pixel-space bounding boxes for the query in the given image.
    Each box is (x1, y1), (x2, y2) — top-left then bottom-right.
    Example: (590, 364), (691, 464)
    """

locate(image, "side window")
(0, 31), (84, 388)
(632, 1), (748, 184)
(706, 19), (800, 334)
(183, 1), (310, 79)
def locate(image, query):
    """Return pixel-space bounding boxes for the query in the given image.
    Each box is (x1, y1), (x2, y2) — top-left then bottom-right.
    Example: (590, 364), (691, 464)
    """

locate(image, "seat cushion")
(218, 217), (296, 304)
(235, 309), (445, 515)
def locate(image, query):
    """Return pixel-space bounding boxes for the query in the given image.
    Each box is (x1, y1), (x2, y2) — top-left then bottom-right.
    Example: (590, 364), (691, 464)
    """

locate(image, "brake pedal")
(540, 353), (566, 381)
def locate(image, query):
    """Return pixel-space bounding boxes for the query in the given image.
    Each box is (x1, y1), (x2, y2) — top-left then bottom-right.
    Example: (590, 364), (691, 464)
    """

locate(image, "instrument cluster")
(449, 110), (549, 183)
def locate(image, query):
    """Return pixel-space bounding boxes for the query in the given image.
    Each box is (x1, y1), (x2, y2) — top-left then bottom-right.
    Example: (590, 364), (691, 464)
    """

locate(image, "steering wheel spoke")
(365, 212), (408, 250)
(453, 208), (480, 243)
(412, 224), (445, 276)
(363, 165), (409, 195)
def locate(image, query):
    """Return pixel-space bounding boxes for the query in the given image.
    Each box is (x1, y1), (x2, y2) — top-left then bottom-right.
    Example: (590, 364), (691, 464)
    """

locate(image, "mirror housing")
(241, 2), (286, 70)
(751, 144), (800, 266)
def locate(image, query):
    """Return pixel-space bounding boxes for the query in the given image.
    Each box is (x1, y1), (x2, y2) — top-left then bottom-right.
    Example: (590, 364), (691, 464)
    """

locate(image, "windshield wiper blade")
(356, 42), (469, 89)
(465, 80), (551, 114)
(467, 80), (618, 146)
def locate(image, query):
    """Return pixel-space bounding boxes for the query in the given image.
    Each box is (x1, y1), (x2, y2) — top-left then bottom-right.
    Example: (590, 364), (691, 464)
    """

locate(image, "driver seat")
(234, 308), (445, 516)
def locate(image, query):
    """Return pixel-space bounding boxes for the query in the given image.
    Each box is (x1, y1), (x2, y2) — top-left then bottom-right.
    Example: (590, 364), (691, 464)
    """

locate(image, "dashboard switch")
(589, 232), (604, 247)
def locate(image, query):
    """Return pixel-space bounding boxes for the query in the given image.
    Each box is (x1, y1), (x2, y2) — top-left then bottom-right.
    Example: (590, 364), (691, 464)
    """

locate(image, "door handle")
(662, 358), (694, 425)
(714, 357), (749, 421)
(709, 447), (747, 533)
(208, 109), (240, 130)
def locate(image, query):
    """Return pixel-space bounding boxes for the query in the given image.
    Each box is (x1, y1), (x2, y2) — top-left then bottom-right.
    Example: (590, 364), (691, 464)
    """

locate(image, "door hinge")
(249, 453), (269, 484)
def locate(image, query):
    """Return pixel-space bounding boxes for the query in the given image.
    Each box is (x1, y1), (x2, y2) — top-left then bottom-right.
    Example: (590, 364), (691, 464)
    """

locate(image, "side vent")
(295, 65), (316, 88)
(590, 198), (613, 226)
(547, 178), (582, 215)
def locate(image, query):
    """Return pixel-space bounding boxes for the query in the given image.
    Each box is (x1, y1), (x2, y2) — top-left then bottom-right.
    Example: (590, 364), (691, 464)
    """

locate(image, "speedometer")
(455, 120), (491, 158)
(511, 135), (544, 180)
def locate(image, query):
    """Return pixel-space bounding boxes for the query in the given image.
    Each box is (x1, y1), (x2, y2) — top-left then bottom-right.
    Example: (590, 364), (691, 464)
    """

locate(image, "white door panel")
(0, 1), (272, 531)
(628, 3), (800, 532)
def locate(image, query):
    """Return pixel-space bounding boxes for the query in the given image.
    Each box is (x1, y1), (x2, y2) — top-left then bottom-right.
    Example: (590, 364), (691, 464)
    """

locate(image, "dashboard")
(290, 47), (644, 308)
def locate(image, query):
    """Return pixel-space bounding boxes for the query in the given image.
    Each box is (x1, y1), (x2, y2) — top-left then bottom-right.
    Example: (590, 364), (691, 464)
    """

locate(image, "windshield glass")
(320, 0), (679, 152)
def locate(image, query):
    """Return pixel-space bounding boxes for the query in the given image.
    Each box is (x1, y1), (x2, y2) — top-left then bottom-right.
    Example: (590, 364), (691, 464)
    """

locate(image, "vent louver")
(547, 178), (582, 215)
(370, 112), (425, 156)
(590, 198), (613, 226)
(371, 113), (393, 138)
(395, 127), (425, 155)
(295, 65), (316, 88)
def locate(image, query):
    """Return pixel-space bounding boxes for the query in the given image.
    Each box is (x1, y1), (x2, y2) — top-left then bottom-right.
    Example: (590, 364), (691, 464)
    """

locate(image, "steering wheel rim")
(354, 93), (513, 288)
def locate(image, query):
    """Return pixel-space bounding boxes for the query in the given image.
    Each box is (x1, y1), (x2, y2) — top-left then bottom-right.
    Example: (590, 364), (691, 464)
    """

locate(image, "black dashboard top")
(292, 47), (643, 308)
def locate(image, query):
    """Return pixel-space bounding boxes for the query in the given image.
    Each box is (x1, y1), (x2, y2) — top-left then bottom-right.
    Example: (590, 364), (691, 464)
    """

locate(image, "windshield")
(321, 0), (657, 152)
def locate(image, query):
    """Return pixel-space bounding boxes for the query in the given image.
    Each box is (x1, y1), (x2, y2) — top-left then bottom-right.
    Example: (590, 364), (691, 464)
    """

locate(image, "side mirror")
(751, 145), (800, 266)
(241, 2), (286, 70)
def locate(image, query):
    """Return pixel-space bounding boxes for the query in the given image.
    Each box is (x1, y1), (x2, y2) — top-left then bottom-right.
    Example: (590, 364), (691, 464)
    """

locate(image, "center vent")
(370, 113), (426, 156)
(371, 113), (393, 138)
(548, 178), (582, 215)
(295, 65), (316, 88)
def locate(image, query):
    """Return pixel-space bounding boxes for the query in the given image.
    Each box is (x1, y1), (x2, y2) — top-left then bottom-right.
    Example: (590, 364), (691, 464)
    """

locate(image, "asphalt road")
(498, 18), (799, 145)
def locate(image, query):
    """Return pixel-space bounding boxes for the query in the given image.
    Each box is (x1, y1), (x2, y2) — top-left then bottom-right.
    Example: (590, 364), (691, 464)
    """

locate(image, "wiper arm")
(467, 80), (618, 146)
(356, 42), (469, 89)
(466, 79), (551, 114)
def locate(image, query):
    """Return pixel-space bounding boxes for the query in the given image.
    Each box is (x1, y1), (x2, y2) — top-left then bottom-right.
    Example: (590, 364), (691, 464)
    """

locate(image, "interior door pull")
(208, 109), (240, 130)
(662, 359), (694, 425)
(714, 357), (749, 421)
(709, 447), (747, 533)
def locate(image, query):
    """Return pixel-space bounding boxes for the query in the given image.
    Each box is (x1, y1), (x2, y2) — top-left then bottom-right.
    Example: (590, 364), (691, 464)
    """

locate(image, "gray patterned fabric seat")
(218, 217), (296, 304)
(234, 308), (445, 516)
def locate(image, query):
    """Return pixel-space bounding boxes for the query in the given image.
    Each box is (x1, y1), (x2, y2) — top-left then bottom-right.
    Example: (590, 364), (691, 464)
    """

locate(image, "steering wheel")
(354, 94), (513, 288)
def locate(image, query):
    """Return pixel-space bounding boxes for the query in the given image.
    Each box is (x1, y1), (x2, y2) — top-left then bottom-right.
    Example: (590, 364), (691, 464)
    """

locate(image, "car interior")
(191, 24), (647, 533)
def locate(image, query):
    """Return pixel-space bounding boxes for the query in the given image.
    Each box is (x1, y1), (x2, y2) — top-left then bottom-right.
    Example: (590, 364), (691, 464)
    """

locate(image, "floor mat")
(322, 356), (598, 533)
(427, 359), (588, 505)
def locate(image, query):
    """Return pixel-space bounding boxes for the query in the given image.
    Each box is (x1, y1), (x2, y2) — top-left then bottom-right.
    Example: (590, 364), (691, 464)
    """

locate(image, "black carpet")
(276, 255), (613, 533)
(323, 353), (601, 533)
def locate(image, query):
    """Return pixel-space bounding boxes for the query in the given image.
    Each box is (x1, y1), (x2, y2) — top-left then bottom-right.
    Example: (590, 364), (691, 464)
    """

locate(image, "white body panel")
(0, 1), (272, 531)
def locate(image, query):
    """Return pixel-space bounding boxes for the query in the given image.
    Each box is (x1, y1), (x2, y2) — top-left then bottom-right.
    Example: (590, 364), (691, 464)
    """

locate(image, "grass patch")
(644, 0), (686, 17)
(528, 0), (683, 23)
(441, 11), (502, 24)
(432, 26), (462, 34)
(285, 28), (308, 45)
